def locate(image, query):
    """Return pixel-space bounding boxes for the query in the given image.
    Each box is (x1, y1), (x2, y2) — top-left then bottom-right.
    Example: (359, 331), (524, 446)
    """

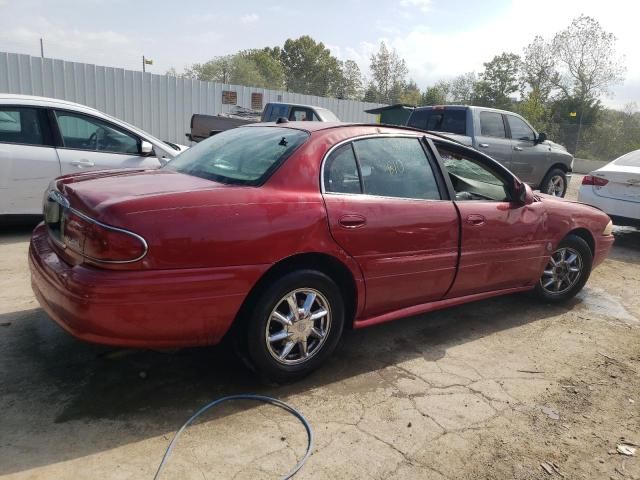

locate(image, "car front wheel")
(534, 234), (592, 302)
(246, 270), (344, 382)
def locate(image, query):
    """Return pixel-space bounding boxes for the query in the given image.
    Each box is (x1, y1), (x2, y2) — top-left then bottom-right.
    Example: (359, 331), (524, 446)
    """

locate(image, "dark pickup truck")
(407, 105), (573, 197)
(187, 102), (340, 143)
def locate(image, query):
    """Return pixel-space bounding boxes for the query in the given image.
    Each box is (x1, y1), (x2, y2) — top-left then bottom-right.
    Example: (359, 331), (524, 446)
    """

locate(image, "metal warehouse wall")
(0, 52), (386, 144)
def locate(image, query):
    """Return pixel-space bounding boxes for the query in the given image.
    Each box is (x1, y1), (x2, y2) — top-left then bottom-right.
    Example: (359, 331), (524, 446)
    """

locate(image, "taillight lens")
(62, 211), (146, 263)
(582, 175), (609, 186)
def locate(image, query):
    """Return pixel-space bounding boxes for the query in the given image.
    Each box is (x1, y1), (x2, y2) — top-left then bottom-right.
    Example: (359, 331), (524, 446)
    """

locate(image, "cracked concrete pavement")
(1, 177), (639, 479)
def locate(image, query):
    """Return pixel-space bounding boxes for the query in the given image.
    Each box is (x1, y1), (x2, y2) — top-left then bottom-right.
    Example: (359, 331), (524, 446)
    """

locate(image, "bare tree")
(449, 72), (476, 104)
(552, 15), (625, 101)
(521, 36), (558, 102)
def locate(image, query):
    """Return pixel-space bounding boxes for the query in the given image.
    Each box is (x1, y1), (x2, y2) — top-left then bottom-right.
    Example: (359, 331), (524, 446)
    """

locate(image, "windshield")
(165, 126), (309, 185)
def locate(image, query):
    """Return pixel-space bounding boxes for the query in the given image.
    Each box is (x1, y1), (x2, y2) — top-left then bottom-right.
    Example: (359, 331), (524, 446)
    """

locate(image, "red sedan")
(29, 122), (614, 381)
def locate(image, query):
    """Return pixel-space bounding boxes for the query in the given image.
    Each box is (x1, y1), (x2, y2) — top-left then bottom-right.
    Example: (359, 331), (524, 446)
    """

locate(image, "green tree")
(422, 80), (451, 105)
(400, 80), (422, 105)
(184, 55), (234, 82)
(280, 36), (343, 96)
(369, 41), (408, 104)
(449, 73), (476, 104)
(473, 53), (521, 109)
(338, 60), (363, 99)
(239, 48), (285, 89)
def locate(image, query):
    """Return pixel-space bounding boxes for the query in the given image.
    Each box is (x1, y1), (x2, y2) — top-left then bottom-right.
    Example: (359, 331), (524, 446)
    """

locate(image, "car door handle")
(513, 146), (523, 151)
(70, 159), (95, 167)
(466, 214), (486, 226)
(479, 143), (490, 148)
(338, 214), (366, 229)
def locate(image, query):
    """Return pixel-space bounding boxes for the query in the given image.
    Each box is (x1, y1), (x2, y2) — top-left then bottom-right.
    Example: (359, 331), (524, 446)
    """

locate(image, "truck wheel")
(245, 270), (344, 383)
(534, 234), (592, 302)
(541, 168), (567, 197)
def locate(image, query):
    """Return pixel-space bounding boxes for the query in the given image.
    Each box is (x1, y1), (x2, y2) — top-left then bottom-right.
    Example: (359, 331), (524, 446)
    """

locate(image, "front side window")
(352, 137), (441, 200)
(0, 107), (47, 146)
(55, 111), (140, 154)
(507, 115), (535, 141)
(437, 145), (510, 201)
(289, 107), (318, 121)
(324, 144), (361, 194)
(166, 126), (309, 185)
(479, 112), (506, 138)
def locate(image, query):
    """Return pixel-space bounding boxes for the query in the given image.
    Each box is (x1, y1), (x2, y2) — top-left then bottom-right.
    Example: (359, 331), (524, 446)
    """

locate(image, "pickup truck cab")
(407, 105), (573, 197)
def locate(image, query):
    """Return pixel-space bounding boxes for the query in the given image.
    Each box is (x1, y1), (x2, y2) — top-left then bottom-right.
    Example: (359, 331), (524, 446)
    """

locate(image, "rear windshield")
(165, 126), (309, 185)
(614, 150), (640, 167)
(407, 108), (467, 135)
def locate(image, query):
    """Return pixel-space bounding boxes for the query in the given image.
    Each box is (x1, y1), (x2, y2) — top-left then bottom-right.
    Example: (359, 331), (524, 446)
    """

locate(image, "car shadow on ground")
(1, 289), (585, 476)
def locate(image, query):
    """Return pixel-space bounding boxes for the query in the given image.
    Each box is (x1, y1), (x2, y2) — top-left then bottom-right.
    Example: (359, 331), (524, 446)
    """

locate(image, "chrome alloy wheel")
(540, 247), (583, 295)
(265, 288), (332, 365)
(546, 175), (565, 196)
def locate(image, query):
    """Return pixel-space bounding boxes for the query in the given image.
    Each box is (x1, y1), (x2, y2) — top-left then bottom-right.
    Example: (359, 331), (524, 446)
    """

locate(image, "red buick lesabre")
(29, 122), (614, 381)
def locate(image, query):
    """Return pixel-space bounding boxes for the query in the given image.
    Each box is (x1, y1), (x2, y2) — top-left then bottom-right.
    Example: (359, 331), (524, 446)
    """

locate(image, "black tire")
(245, 269), (344, 383)
(534, 234), (593, 302)
(540, 168), (568, 197)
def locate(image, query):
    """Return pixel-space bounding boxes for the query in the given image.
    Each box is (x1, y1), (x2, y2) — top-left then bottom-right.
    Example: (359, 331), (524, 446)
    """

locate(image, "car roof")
(0, 93), (104, 112)
(243, 121), (464, 143)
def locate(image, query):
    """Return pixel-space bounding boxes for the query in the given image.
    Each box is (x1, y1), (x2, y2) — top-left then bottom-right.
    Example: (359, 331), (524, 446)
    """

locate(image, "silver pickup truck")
(407, 105), (573, 197)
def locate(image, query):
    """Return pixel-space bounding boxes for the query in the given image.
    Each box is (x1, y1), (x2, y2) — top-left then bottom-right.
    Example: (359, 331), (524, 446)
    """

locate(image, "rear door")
(53, 110), (160, 174)
(434, 142), (549, 297)
(0, 106), (60, 214)
(321, 135), (459, 317)
(476, 110), (513, 168)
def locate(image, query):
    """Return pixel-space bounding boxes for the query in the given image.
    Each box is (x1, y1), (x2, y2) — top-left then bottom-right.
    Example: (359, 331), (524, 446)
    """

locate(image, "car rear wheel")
(541, 168), (567, 197)
(534, 234), (592, 302)
(246, 270), (344, 382)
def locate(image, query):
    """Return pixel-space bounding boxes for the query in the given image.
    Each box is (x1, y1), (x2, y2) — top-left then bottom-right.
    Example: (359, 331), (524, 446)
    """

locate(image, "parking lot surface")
(1, 176), (639, 479)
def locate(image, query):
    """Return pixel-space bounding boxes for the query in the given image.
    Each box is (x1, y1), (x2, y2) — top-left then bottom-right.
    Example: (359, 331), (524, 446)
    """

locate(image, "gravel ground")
(1, 174), (638, 480)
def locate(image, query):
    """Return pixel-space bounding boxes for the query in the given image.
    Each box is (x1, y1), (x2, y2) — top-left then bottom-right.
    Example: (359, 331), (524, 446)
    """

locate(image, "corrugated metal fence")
(0, 52), (385, 144)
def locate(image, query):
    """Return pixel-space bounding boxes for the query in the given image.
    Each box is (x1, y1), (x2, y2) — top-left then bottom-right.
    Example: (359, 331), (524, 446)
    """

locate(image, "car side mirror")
(140, 140), (153, 155)
(536, 132), (547, 144)
(514, 181), (534, 205)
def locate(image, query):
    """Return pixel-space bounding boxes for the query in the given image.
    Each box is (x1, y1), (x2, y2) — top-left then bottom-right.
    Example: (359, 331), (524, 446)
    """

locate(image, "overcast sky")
(1, 0), (638, 108)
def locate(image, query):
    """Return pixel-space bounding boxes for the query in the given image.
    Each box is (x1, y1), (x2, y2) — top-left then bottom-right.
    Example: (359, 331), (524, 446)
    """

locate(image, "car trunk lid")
(590, 164), (640, 204)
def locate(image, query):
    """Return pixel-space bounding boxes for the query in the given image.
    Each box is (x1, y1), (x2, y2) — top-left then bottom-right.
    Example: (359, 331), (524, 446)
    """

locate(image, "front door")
(434, 142), (549, 297)
(321, 136), (459, 317)
(505, 114), (548, 182)
(53, 110), (160, 174)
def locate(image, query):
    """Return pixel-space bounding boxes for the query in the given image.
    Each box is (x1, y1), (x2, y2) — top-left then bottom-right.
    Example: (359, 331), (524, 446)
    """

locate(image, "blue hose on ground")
(153, 394), (314, 480)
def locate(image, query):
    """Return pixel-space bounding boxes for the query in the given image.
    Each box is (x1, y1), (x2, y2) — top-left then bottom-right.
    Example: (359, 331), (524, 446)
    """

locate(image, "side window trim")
(349, 142), (365, 194)
(53, 109), (143, 156)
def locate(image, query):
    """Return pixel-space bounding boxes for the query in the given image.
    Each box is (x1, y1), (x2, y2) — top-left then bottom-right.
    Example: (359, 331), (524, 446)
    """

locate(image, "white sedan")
(0, 94), (187, 216)
(578, 149), (640, 228)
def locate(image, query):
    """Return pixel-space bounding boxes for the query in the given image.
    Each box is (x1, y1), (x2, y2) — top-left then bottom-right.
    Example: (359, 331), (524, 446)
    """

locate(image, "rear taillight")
(582, 175), (609, 186)
(62, 210), (146, 263)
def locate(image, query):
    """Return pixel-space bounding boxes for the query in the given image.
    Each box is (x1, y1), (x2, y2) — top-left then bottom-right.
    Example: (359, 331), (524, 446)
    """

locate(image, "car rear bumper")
(578, 186), (640, 222)
(29, 224), (268, 348)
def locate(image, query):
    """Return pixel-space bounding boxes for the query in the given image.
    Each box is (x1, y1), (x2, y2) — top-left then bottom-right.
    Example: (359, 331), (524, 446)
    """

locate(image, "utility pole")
(40, 38), (44, 58)
(142, 55), (146, 73)
(142, 55), (153, 73)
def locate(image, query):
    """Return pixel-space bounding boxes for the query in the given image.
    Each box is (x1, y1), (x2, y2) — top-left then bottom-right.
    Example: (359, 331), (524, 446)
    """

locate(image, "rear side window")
(324, 144), (362, 194)
(352, 137), (441, 200)
(507, 115), (535, 141)
(166, 126), (309, 185)
(407, 109), (466, 135)
(479, 112), (506, 138)
(0, 107), (50, 146)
